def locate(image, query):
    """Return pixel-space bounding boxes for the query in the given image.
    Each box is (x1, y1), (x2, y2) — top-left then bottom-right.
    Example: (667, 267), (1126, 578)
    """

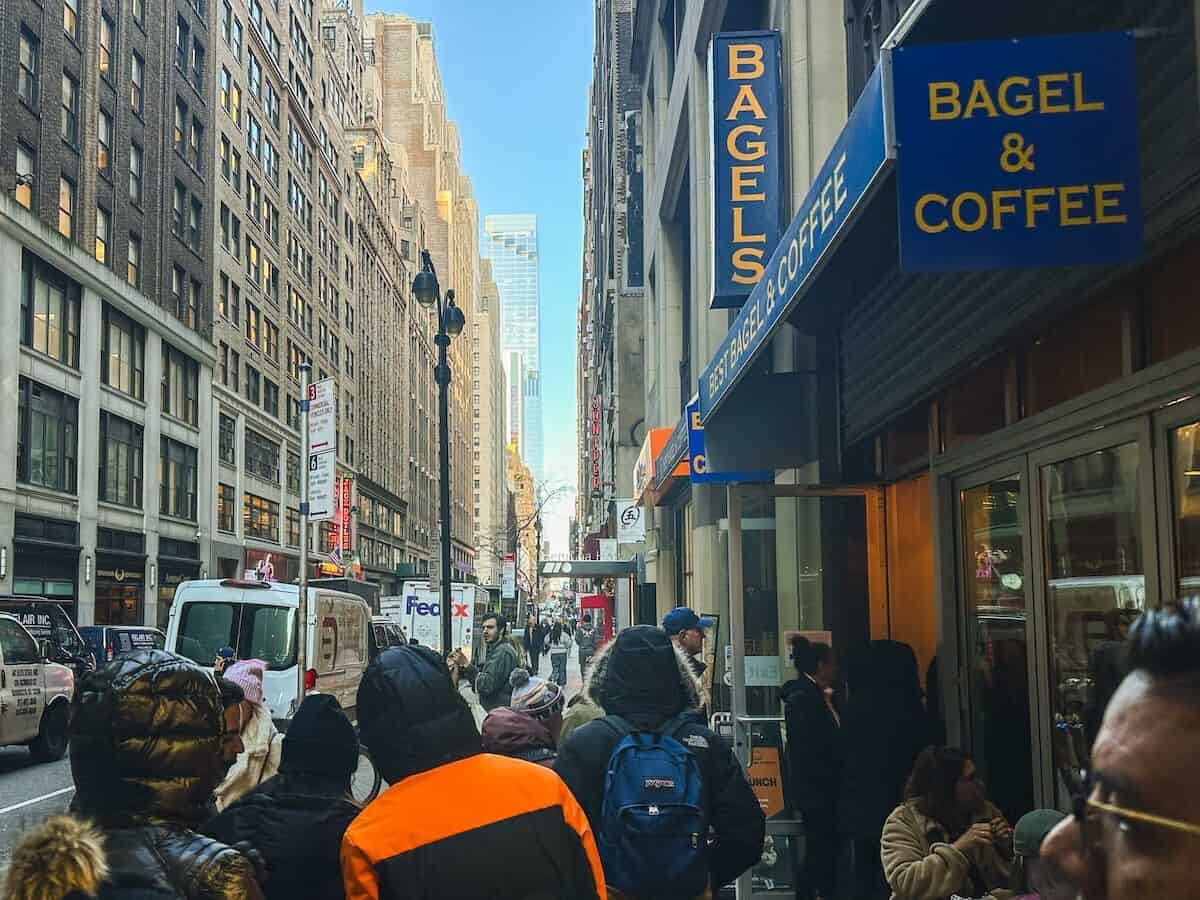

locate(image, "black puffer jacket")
(69, 650), (264, 900)
(554, 626), (765, 892)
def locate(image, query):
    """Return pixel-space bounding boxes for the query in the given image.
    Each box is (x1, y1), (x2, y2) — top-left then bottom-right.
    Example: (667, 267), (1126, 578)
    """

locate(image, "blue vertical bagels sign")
(894, 32), (1142, 271)
(711, 31), (784, 309)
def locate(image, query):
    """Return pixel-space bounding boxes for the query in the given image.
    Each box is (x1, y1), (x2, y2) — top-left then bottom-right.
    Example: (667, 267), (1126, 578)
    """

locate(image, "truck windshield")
(177, 602), (297, 670)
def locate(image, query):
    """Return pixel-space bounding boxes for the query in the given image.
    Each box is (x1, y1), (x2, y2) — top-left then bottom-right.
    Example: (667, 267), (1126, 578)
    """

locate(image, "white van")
(0, 613), (74, 761)
(165, 579), (371, 722)
(381, 581), (490, 661)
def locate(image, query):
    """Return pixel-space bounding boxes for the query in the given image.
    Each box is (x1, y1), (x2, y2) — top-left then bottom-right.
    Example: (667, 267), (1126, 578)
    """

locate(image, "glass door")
(1153, 395), (1200, 602)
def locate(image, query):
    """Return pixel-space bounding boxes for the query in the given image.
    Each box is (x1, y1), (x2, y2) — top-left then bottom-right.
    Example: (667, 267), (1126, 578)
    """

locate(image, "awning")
(633, 427), (690, 506)
(654, 413), (691, 491)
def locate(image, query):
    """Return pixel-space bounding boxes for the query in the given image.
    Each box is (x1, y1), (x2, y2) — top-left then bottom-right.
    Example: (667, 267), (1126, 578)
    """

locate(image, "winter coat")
(576, 625), (599, 655)
(475, 637), (521, 710)
(839, 641), (935, 840)
(554, 626), (765, 893)
(62, 650), (264, 900)
(214, 702), (284, 812)
(560, 693), (605, 745)
(881, 800), (1014, 900)
(481, 707), (557, 766)
(343, 644), (606, 899)
(780, 675), (843, 815)
(204, 774), (361, 900)
(524, 621), (546, 655)
(548, 629), (573, 655)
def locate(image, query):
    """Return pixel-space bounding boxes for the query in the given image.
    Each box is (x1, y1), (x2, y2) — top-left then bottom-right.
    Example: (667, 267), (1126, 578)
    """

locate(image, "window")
(21, 253), (80, 367)
(263, 378), (279, 417)
(190, 117), (204, 169)
(63, 0), (78, 39)
(219, 343), (241, 392)
(264, 81), (280, 129)
(131, 52), (143, 114)
(161, 343), (199, 425)
(262, 319), (279, 359)
(219, 413), (236, 464)
(231, 16), (242, 58)
(172, 265), (183, 314)
(129, 143), (143, 204)
(219, 273), (241, 322)
(286, 508), (300, 546)
(58, 177), (75, 238)
(286, 451), (300, 493)
(218, 484), (236, 532)
(248, 116), (260, 158)
(126, 234), (141, 287)
(98, 110), (113, 175)
(99, 412), (143, 508)
(61, 73), (79, 144)
(160, 438), (198, 520)
(191, 38), (204, 90)
(17, 378), (78, 493)
(189, 198), (202, 252)
(248, 52), (261, 98)
(244, 429), (278, 482)
(101, 305), (145, 399)
(286, 394), (300, 430)
(95, 207), (110, 265)
(100, 15), (114, 75)
(186, 278), (201, 330)
(175, 17), (189, 72)
(15, 143), (35, 210)
(244, 301), (261, 347)
(18, 28), (39, 106)
(244, 493), (279, 541)
(174, 98), (187, 154)
(230, 147), (242, 193)
(173, 182), (185, 236)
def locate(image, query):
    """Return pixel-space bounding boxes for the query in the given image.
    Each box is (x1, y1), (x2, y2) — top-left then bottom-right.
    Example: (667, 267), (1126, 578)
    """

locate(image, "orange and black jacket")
(341, 752), (606, 900)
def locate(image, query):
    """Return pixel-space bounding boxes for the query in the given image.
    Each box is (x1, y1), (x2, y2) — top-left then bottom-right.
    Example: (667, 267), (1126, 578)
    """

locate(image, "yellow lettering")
(1094, 183), (1128, 224)
(991, 189), (1021, 231)
(731, 206), (766, 243)
(731, 247), (764, 284)
(690, 411), (702, 430)
(731, 166), (765, 202)
(1073, 72), (1105, 112)
(1039, 73), (1070, 113)
(929, 82), (962, 120)
(1059, 185), (1092, 226)
(726, 84), (767, 121)
(963, 79), (999, 119)
(726, 124), (766, 161)
(915, 194), (949, 234)
(694, 453), (708, 474)
(997, 77), (1033, 116)
(1024, 187), (1055, 228)
(951, 192), (988, 232)
(729, 43), (764, 80)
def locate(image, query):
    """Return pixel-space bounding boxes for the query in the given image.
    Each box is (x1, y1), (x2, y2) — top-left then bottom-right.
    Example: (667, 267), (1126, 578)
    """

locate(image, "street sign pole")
(297, 362), (311, 715)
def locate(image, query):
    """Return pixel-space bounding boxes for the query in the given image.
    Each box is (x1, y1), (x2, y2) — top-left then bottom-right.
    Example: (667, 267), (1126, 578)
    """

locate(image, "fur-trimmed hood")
(581, 625), (705, 720)
(4, 816), (107, 900)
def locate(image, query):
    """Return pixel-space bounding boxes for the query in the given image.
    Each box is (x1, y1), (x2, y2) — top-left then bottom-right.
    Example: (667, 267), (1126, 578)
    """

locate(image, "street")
(0, 750), (73, 874)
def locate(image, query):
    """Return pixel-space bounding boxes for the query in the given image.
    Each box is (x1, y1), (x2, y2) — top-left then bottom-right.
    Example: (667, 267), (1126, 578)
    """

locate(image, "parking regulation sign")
(307, 451), (336, 521)
(307, 378), (337, 454)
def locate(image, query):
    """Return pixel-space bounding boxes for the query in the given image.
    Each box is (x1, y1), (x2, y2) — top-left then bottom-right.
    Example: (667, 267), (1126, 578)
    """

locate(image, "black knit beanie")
(281, 694), (359, 778)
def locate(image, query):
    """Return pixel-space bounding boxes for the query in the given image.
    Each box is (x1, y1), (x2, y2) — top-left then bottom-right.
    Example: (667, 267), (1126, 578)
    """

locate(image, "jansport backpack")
(598, 715), (710, 898)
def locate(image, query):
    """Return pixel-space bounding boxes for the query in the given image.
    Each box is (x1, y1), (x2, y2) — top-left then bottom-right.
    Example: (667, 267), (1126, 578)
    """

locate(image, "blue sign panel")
(894, 32), (1142, 271)
(686, 399), (772, 484)
(711, 31), (784, 310)
(655, 413), (690, 491)
(699, 66), (891, 422)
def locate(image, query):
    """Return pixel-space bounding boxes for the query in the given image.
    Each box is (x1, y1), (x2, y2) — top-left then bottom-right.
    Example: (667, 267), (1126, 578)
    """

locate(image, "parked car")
(0, 597), (95, 679)
(79, 625), (166, 666)
(0, 613), (75, 761)
(369, 616), (407, 661)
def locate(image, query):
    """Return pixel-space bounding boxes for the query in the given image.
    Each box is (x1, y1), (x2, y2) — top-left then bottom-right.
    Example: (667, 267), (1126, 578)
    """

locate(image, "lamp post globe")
(412, 269), (439, 306)
(445, 301), (466, 336)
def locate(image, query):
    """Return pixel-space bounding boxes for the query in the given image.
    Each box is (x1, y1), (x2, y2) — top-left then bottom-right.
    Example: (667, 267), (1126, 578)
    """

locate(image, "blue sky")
(366, 1), (594, 553)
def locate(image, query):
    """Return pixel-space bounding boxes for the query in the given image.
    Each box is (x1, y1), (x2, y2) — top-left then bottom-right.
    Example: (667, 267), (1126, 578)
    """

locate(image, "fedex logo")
(406, 597), (440, 616)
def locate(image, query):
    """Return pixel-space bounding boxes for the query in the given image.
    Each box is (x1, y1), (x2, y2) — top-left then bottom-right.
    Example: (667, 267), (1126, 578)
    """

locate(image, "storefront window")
(1041, 442), (1143, 805)
(1023, 290), (1126, 418)
(1171, 421), (1200, 596)
(960, 477), (1033, 823)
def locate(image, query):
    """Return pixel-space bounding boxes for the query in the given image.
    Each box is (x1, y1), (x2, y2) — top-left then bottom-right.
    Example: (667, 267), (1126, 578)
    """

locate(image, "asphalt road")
(0, 748), (74, 875)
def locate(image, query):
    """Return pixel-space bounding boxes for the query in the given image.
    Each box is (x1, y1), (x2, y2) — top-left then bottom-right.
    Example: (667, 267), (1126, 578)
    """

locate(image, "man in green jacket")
(474, 613), (520, 710)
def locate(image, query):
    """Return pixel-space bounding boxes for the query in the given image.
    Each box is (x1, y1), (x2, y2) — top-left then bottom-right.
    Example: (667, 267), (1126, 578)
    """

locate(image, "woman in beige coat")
(882, 746), (1014, 900)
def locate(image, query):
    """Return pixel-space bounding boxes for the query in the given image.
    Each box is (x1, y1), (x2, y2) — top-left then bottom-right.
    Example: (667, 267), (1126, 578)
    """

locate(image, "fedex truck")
(381, 581), (491, 660)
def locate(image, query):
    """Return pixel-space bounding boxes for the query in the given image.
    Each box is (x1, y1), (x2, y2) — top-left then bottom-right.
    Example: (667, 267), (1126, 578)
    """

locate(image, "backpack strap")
(603, 714), (634, 742)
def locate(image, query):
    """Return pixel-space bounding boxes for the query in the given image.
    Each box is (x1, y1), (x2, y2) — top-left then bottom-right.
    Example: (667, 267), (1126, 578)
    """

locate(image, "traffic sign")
(307, 451), (336, 521)
(307, 378), (337, 455)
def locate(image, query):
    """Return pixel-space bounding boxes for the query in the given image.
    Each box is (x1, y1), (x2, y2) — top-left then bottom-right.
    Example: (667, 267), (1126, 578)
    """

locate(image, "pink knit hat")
(223, 659), (266, 705)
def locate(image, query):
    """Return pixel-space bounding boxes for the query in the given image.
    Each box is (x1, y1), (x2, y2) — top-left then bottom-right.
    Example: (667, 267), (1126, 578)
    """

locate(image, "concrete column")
(76, 289), (104, 626)
(0, 230), (21, 589)
(142, 330), (163, 628)
(197, 364), (215, 580)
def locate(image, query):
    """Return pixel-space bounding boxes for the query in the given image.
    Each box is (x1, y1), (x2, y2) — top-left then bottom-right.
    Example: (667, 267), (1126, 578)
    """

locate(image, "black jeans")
(797, 808), (838, 900)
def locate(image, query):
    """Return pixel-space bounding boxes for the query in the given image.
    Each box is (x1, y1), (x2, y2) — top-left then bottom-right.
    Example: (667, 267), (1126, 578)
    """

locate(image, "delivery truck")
(381, 581), (491, 660)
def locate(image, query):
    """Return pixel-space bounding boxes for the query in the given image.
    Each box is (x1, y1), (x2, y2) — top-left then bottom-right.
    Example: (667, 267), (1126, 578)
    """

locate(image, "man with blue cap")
(662, 606), (715, 681)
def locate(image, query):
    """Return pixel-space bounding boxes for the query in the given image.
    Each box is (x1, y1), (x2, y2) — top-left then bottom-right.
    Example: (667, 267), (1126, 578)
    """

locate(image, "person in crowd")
(474, 612), (521, 711)
(881, 746), (1013, 900)
(480, 668), (565, 766)
(523, 613), (546, 676)
(555, 625), (764, 898)
(1009, 810), (1067, 900)
(840, 640), (935, 900)
(341, 644), (606, 898)
(560, 690), (606, 745)
(662, 606), (714, 681)
(4, 650), (264, 900)
(205, 694), (362, 900)
(576, 613), (599, 675)
(547, 619), (573, 686)
(214, 646), (237, 676)
(215, 660), (283, 812)
(781, 636), (844, 900)
(1040, 599), (1200, 900)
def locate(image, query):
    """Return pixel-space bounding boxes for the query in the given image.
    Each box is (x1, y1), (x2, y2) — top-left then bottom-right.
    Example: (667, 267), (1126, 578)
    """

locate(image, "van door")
(0, 619), (45, 743)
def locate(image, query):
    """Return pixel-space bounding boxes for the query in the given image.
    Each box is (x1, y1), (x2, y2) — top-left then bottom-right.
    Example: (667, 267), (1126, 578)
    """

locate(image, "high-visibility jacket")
(341, 752), (606, 899)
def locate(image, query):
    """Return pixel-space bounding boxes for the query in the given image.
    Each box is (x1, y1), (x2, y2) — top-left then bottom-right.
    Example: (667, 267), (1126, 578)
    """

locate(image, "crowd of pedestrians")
(4, 598), (1199, 900)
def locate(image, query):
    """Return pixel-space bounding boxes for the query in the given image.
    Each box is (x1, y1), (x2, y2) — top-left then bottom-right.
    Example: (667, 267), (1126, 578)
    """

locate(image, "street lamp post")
(412, 249), (465, 657)
(534, 515), (543, 617)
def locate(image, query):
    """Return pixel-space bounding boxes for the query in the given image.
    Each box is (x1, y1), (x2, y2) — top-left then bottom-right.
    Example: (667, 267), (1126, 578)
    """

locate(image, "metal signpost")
(298, 368), (336, 713)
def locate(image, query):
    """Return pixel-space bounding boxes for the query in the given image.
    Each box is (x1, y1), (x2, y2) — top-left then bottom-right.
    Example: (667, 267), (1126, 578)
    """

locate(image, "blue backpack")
(598, 714), (710, 898)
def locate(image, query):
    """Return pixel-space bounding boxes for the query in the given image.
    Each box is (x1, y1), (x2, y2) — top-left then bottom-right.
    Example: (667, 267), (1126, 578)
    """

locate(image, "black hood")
(585, 625), (703, 721)
(70, 650), (226, 827)
(357, 644), (480, 784)
(281, 693), (359, 779)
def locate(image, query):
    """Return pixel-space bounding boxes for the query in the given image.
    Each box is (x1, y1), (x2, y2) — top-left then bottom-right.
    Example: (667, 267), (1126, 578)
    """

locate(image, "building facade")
(0, 0), (217, 626)
(473, 259), (508, 586)
(484, 213), (544, 484)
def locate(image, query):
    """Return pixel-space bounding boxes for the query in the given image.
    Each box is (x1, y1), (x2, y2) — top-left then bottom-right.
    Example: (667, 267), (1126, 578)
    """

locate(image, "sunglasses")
(1063, 768), (1200, 855)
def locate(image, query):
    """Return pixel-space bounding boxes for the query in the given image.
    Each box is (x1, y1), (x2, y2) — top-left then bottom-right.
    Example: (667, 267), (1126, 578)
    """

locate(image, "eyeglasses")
(1064, 768), (1200, 854)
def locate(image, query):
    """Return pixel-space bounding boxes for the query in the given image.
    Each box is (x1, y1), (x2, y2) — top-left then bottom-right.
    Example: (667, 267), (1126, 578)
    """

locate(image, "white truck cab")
(0, 613), (74, 761)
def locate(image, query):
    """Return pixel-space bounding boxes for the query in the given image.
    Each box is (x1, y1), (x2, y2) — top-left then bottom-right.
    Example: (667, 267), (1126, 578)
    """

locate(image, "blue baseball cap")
(662, 607), (715, 634)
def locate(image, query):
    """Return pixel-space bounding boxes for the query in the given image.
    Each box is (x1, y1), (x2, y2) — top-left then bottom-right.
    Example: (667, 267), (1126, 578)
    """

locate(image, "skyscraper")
(484, 214), (544, 483)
